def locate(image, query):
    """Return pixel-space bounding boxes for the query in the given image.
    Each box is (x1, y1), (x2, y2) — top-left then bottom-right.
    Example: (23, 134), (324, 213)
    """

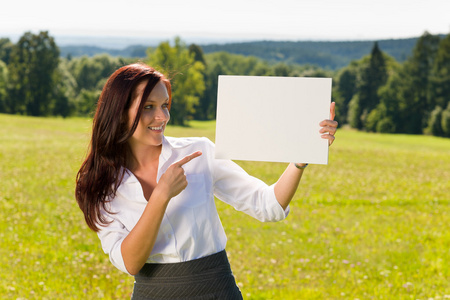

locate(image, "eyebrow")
(145, 98), (169, 103)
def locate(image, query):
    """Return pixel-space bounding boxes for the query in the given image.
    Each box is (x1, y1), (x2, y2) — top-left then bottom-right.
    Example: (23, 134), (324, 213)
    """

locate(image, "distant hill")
(59, 34), (446, 70)
(200, 38), (420, 69)
(60, 44), (149, 58)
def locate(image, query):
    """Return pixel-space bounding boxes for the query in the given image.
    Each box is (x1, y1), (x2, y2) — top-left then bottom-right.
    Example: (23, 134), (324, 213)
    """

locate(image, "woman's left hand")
(319, 102), (338, 146)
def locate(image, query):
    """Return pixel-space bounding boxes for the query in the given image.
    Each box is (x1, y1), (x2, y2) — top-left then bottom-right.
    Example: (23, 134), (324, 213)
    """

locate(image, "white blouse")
(97, 136), (289, 274)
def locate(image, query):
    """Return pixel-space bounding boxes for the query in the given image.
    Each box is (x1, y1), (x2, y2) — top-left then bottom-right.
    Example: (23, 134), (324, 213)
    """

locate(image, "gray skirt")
(131, 250), (243, 300)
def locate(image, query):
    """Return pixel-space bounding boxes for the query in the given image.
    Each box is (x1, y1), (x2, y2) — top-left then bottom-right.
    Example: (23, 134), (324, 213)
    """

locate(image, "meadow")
(0, 113), (449, 300)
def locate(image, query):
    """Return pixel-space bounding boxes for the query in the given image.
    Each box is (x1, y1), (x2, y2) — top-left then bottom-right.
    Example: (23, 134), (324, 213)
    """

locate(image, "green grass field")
(1, 113), (449, 299)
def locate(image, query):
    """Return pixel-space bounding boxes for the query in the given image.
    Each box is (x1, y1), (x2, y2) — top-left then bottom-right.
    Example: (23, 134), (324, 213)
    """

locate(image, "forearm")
(274, 163), (305, 210)
(121, 189), (169, 275)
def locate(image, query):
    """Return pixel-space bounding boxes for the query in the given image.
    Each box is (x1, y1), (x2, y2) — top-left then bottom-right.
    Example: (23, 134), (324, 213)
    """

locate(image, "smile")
(148, 125), (164, 131)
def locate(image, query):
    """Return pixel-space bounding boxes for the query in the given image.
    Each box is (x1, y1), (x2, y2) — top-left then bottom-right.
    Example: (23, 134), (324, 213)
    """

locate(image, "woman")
(75, 63), (337, 299)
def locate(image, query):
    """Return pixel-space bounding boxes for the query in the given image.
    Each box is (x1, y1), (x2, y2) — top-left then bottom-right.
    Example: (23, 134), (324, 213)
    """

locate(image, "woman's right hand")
(156, 151), (203, 200)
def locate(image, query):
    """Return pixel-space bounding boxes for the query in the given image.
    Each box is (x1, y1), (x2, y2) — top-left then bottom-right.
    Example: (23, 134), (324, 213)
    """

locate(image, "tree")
(0, 60), (8, 112)
(430, 33), (450, 114)
(376, 117), (396, 133)
(189, 44), (209, 120)
(64, 54), (127, 116)
(92, 54), (123, 81)
(272, 63), (291, 77)
(0, 38), (13, 64)
(52, 59), (77, 117)
(376, 71), (408, 133)
(403, 32), (441, 133)
(364, 32), (441, 135)
(147, 37), (205, 125)
(411, 32), (441, 111)
(69, 56), (104, 92)
(334, 64), (358, 124)
(196, 62), (226, 120)
(339, 56), (371, 129)
(357, 42), (388, 129)
(74, 89), (101, 116)
(205, 52), (264, 75)
(189, 44), (206, 65)
(348, 94), (362, 129)
(68, 54), (123, 93)
(441, 102), (450, 137)
(425, 105), (443, 136)
(7, 31), (59, 116)
(251, 62), (270, 76)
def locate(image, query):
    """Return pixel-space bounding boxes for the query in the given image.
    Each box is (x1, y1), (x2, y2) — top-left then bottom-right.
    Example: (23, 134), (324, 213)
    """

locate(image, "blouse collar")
(120, 135), (195, 185)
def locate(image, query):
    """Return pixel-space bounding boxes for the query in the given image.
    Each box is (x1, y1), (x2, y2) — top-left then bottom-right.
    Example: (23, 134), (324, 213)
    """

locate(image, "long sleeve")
(207, 139), (290, 222)
(97, 211), (131, 274)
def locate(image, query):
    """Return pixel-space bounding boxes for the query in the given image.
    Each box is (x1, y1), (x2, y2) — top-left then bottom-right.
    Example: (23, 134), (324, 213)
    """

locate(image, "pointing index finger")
(175, 151), (203, 167)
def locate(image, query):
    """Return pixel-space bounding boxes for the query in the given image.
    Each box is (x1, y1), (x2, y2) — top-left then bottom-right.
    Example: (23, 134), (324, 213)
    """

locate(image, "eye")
(162, 103), (169, 109)
(144, 104), (154, 110)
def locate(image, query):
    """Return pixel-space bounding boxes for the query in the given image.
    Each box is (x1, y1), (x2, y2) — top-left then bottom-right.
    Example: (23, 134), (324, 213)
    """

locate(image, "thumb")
(330, 102), (336, 121)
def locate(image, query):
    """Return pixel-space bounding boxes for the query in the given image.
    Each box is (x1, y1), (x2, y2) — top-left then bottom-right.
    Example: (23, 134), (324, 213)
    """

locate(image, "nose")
(155, 107), (169, 122)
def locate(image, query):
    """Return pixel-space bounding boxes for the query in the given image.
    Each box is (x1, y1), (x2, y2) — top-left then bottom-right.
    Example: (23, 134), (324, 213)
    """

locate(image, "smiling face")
(127, 80), (170, 151)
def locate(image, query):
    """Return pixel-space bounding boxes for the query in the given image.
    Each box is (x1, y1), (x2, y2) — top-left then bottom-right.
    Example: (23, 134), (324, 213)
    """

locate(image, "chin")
(150, 137), (164, 146)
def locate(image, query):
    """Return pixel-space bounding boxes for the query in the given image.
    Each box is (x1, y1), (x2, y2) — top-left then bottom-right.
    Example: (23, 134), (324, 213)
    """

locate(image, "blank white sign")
(215, 75), (332, 164)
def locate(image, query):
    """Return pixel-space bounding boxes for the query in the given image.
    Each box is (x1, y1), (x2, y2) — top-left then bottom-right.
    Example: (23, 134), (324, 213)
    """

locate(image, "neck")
(126, 143), (162, 173)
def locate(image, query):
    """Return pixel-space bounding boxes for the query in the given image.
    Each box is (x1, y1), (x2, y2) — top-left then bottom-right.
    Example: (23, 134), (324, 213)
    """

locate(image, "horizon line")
(1, 31), (447, 49)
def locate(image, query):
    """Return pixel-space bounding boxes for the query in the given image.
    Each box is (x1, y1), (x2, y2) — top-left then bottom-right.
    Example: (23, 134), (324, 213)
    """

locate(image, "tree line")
(0, 31), (449, 136)
(334, 33), (450, 136)
(59, 37), (427, 70)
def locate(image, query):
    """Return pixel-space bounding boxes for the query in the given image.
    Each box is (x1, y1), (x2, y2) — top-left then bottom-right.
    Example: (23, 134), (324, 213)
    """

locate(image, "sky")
(1, 0), (449, 45)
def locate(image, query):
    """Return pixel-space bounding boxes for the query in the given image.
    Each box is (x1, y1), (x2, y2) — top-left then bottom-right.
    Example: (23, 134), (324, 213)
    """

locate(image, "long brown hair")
(75, 63), (172, 232)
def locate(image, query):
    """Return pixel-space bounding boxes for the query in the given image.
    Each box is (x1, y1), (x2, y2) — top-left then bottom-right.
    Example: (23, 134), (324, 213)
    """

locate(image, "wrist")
(151, 186), (171, 204)
(294, 163), (308, 170)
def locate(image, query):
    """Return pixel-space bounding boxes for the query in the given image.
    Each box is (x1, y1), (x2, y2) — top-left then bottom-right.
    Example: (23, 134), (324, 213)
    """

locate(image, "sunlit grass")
(1, 114), (449, 299)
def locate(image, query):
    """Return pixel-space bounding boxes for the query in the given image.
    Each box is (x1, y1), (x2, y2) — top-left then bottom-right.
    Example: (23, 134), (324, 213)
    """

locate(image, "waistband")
(135, 250), (230, 282)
